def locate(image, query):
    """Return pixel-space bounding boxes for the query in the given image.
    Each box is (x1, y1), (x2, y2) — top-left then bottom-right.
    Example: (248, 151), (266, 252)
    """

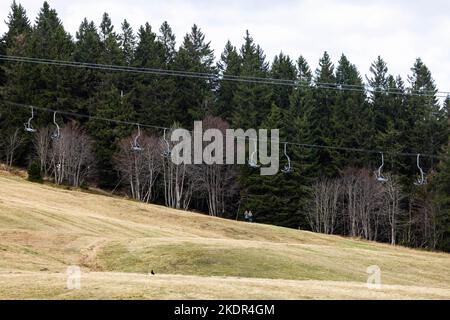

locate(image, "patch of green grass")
(96, 242), (363, 282)
(341, 239), (384, 251)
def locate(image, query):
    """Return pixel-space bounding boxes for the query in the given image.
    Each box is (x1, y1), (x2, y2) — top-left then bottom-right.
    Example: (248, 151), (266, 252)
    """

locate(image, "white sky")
(1, 0), (449, 97)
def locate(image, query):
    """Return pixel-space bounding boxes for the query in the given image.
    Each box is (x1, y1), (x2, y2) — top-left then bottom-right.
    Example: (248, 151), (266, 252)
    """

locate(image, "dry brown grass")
(0, 171), (449, 299)
(1, 272), (449, 300)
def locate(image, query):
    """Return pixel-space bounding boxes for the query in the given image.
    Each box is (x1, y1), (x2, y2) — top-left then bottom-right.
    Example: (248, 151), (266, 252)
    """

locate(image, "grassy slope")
(0, 171), (449, 299)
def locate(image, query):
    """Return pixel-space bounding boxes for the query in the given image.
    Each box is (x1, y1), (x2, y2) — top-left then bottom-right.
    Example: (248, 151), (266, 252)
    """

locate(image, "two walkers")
(243, 209), (253, 223)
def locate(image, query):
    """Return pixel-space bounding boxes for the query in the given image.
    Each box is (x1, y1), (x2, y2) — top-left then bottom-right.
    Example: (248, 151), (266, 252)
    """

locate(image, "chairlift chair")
(248, 139), (260, 168)
(24, 107), (37, 133)
(51, 112), (61, 140)
(131, 124), (143, 152)
(414, 154), (427, 186)
(281, 142), (293, 173)
(374, 152), (388, 182)
(162, 128), (171, 158)
(337, 71), (344, 91)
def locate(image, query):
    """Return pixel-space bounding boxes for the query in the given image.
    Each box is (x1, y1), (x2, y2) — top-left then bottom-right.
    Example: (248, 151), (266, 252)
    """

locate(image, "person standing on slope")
(247, 210), (253, 223)
(243, 209), (249, 222)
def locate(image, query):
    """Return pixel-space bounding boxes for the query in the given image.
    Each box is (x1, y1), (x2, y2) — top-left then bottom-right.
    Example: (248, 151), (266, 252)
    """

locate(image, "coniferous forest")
(1, 1), (449, 251)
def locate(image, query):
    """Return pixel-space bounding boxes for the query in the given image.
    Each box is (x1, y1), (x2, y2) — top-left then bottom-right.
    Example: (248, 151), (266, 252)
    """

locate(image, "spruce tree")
(288, 55), (313, 121)
(158, 21), (176, 65)
(215, 40), (241, 121)
(288, 55), (315, 184)
(88, 86), (135, 188)
(72, 19), (103, 114)
(2, 0), (31, 104)
(240, 103), (310, 228)
(431, 96), (450, 251)
(26, 1), (74, 113)
(366, 56), (409, 178)
(377, 75), (409, 176)
(239, 54), (310, 228)
(1, 0), (32, 133)
(366, 56), (390, 133)
(120, 19), (135, 65)
(406, 58), (447, 172)
(132, 22), (173, 126)
(303, 51), (338, 177)
(2, 0), (31, 49)
(87, 12), (128, 187)
(173, 24), (216, 124)
(270, 52), (296, 110)
(331, 54), (371, 169)
(231, 31), (271, 129)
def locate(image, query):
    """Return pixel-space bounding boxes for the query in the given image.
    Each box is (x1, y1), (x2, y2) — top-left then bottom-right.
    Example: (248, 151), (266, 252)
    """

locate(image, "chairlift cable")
(2, 99), (445, 160)
(0, 55), (449, 98)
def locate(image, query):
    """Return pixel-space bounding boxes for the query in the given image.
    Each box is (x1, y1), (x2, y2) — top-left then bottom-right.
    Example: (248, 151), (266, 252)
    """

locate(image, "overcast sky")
(1, 0), (449, 98)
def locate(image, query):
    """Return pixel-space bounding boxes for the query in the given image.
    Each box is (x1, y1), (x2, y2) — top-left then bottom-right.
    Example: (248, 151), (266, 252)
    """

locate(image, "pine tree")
(380, 75), (409, 176)
(303, 51), (338, 177)
(26, 1), (74, 111)
(72, 19), (103, 114)
(270, 52), (296, 110)
(215, 40), (241, 121)
(99, 12), (124, 65)
(86, 12), (128, 187)
(96, 13), (126, 105)
(134, 23), (165, 67)
(2, 0), (32, 102)
(231, 31), (271, 129)
(288, 55), (313, 120)
(88, 86), (136, 188)
(1, 0), (32, 114)
(158, 21), (176, 65)
(406, 58), (447, 167)
(2, 0), (31, 49)
(99, 12), (113, 42)
(120, 19), (135, 65)
(366, 56), (390, 133)
(132, 22), (173, 126)
(29, 2), (73, 59)
(173, 24), (216, 124)
(431, 96), (450, 251)
(74, 19), (102, 62)
(2, 2), (74, 166)
(331, 54), (371, 169)
(240, 104), (310, 228)
(288, 55), (315, 184)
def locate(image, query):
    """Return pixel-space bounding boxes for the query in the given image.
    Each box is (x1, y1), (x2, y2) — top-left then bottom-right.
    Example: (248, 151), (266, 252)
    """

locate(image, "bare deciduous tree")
(50, 122), (95, 187)
(381, 175), (403, 245)
(33, 127), (51, 176)
(114, 134), (162, 203)
(4, 128), (24, 168)
(162, 150), (191, 210)
(309, 168), (404, 245)
(190, 116), (238, 216)
(308, 178), (340, 234)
